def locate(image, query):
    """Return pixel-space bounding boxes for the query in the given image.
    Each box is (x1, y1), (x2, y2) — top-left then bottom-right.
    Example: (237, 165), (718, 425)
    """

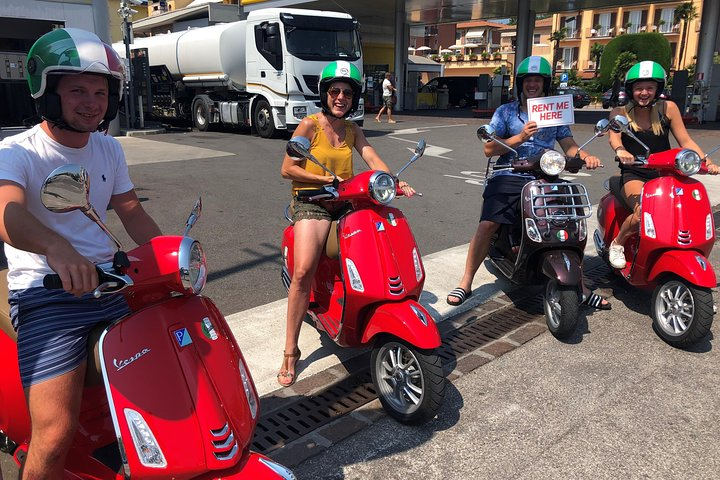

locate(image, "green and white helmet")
(318, 61), (362, 117)
(515, 56), (552, 98)
(624, 61), (666, 100)
(26, 28), (125, 130)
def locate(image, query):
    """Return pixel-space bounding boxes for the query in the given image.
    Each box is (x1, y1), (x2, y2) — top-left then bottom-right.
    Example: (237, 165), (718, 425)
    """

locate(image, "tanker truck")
(114, 8), (363, 138)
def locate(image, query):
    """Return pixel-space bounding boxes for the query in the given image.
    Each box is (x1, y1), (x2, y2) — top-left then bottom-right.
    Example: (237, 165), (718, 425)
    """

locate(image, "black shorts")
(480, 174), (533, 224)
(621, 166), (660, 183)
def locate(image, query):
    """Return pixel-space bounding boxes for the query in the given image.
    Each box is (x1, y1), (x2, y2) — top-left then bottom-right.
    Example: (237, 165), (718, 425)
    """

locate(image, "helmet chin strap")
(46, 116), (102, 134)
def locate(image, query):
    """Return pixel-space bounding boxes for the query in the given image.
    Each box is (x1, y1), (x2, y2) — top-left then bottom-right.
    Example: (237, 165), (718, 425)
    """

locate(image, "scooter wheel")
(543, 279), (580, 340)
(371, 337), (445, 425)
(652, 278), (714, 348)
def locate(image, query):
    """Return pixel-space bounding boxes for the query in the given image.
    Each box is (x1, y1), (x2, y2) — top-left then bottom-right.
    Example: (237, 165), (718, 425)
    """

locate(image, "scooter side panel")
(646, 250), (717, 288)
(101, 296), (254, 477)
(360, 300), (441, 349)
(596, 193), (629, 246)
(0, 332), (30, 448)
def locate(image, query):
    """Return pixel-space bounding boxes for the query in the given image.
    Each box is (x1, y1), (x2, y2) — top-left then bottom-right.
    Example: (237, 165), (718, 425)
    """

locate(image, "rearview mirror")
(286, 136), (312, 161)
(594, 118), (610, 136)
(609, 115), (630, 133)
(41, 164), (91, 213)
(414, 138), (426, 157)
(476, 125), (495, 143)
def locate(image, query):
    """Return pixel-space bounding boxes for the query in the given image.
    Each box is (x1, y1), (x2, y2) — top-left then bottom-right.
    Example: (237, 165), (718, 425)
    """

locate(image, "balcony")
(588, 26), (615, 38)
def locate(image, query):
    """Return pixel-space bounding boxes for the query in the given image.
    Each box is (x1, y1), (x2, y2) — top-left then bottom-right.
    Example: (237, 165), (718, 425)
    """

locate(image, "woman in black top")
(606, 61), (719, 269)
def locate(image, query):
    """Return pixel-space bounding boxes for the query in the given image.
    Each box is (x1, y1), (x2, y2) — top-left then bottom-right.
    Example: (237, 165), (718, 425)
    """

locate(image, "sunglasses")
(328, 87), (354, 98)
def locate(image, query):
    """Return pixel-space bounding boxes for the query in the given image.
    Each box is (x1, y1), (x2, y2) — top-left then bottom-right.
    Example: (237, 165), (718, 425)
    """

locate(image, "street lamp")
(118, 0), (141, 129)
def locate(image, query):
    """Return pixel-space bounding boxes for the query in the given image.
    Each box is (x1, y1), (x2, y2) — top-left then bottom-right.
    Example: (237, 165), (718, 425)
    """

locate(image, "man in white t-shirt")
(0, 28), (161, 478)
(374, 71), (397, 123)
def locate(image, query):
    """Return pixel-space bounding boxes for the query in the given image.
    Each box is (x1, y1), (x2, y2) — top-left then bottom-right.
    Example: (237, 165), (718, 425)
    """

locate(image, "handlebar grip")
(43, 274), (64, 290)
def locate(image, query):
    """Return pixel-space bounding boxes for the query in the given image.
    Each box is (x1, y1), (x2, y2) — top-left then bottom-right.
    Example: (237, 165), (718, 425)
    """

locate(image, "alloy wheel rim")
(375, 342), (424, 415)
(655, 281), (695, 335)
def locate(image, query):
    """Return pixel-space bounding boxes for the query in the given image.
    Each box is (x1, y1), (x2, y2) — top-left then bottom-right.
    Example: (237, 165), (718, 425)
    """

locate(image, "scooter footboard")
(647, 250), (717, 288)
(540, 250), (583, 286)
(360, 300), (441, 349)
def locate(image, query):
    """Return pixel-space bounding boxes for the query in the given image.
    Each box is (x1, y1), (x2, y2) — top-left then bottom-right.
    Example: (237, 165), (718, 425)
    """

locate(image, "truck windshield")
(285, 27), (361, 61)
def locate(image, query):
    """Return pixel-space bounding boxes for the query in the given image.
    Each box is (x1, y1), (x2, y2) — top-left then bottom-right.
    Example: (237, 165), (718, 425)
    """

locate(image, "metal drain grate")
(252, 265), (607, 455)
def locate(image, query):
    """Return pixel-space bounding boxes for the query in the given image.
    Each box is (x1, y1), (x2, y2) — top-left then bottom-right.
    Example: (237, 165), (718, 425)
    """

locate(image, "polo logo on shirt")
(102, 174), (106, 182)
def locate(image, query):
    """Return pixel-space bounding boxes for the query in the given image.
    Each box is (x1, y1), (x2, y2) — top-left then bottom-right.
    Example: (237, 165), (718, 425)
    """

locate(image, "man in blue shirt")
(446, 56), (609, 310)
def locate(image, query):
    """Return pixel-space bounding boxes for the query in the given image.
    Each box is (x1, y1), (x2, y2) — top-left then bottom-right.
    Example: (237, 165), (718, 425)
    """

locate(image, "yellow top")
(291, 114), (355, 194)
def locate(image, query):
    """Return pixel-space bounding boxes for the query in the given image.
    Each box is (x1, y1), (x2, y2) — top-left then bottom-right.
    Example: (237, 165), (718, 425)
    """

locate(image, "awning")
(416, 46), (431, 51)
(448, 44), (463, 50)
(465, 30), (485, 39)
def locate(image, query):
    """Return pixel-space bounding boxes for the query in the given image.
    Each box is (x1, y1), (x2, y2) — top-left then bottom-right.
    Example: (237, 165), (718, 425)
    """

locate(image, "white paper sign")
(526, 94), (575, 127)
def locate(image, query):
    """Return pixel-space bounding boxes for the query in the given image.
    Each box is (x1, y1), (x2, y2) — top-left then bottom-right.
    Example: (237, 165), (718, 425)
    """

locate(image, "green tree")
(550, 27), (568, 78)
(674, 2), (698, 69)
(610, 51), (638, 86)
(598, 32), (671, 89)
(590, 43), (604, 78)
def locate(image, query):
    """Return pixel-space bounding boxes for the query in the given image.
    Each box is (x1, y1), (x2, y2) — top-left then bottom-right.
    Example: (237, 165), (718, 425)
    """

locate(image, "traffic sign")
(560, 73), (569, 82)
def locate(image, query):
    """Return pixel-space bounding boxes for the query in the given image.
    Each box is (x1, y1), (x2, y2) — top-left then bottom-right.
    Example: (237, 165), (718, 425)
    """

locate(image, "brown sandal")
(277, 348), (301, 387)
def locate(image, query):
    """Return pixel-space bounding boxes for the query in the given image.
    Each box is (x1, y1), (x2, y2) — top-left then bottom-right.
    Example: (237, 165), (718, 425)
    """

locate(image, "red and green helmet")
(515, 56), (552, 97)
(26, 28), (125, 128)
(318, 61), (362, 117)
(624, 61), (667, 99)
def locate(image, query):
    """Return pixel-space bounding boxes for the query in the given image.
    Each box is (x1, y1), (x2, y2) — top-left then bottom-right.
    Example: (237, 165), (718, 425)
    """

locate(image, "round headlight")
(675, 149), (701, 176)
(369, 172), (396, 205)
(540, 150), (566, 176)
(179, 238), (207, 294)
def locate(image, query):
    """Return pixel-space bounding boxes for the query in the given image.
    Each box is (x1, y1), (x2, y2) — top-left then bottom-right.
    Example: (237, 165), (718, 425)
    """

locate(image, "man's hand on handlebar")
(583, 154), (603, 169)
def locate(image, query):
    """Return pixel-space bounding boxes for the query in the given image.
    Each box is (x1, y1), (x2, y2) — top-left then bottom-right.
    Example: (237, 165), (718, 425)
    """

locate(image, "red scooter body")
(595, 146), (717, 347)
(281, 139), (445, 424)
(0, 186), (294, 478)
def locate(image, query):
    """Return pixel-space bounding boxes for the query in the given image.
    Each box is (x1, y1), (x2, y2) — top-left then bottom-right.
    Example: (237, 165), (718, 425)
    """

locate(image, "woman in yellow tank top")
(278, 61), (416, 387)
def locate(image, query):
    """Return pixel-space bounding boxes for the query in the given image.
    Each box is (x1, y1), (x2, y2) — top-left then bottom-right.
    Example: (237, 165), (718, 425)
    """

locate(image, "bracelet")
(614, 146), (626, 153)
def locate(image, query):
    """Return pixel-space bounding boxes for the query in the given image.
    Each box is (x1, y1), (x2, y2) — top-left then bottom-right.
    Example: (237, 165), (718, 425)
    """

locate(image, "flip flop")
(582, 292), (611, 311)
(447, 287), (471, 306)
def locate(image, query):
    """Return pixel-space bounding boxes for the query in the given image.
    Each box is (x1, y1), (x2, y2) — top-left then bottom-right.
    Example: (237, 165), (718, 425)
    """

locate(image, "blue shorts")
(10, 287), (130, 388)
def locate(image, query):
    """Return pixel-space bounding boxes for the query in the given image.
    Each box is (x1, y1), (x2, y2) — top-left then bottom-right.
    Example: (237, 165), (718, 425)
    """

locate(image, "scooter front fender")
(361, 300), (441, 349)
(540, 250), (583, 286)
(647, 250), (717, 288)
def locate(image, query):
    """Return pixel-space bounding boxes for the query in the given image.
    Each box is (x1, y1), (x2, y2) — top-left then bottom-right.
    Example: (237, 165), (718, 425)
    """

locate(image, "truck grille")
(527, 182), (591, 221)
(303, 75), (319, 94)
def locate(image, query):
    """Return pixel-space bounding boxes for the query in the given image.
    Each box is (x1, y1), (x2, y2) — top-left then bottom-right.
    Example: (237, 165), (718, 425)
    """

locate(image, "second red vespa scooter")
(0, 165), (295, 479)
(280, 137), (445, 424)
(595, 115), (717, 348)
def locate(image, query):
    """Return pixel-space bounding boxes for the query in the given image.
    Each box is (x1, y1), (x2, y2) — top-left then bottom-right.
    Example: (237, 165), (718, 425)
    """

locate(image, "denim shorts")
(10, 287), (130, 387)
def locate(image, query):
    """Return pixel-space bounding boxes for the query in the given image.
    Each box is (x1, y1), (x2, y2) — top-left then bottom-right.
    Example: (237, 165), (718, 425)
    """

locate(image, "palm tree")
(550, 27), (568, 78)
(674, 2), (698, 70)
(590, 43), (604, 78)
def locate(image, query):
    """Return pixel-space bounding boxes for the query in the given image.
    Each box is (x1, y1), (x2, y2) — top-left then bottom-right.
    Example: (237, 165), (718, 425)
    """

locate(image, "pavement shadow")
(291, 382), (464, 480)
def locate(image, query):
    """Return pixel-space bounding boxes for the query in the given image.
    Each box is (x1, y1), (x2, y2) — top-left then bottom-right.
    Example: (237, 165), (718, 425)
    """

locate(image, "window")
(533, 33), (541, 45)
(562, 47), (574, 69)
(563, 16), (578, 38)
(627, 10), (642, 34)
(659, 8), (674, 33)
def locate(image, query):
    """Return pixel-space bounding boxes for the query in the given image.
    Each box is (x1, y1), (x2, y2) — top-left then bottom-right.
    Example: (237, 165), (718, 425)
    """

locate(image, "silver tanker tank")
(120, 21), (248, 89)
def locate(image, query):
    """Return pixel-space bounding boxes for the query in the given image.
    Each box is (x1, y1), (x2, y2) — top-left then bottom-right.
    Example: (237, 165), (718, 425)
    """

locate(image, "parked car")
(555, 86), (591, 108)
(601, 88), (614, 109)
(419, 76), (477, 107)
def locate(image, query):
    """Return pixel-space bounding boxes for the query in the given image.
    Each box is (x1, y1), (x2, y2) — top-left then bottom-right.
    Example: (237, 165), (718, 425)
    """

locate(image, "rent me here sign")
(526, 94), (575, 127)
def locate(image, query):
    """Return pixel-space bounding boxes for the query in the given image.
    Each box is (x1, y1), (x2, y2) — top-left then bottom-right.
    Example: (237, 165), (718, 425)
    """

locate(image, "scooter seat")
(326, 221), (339, 259)
(0, 269), (15, 342)
(608, 175), (634, 213)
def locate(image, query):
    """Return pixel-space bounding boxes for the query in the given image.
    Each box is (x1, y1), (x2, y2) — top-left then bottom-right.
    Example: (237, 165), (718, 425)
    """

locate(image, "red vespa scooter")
(0, 165), (294, 479)
(281, 137), (445, 424)
(595, 115), (717, 347)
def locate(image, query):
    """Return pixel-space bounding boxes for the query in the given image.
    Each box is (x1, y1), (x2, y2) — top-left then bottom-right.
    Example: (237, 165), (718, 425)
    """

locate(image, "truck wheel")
(254, 99), (277, 138)
(652, 278), (714, 348)
(193, 100), (210, 132)
(543, 279), (579, 340)
(371, 337), (445, 425)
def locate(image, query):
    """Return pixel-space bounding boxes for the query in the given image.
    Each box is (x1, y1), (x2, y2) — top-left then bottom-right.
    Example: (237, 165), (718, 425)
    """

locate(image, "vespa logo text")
(114, 348), (151, 371)
(343, 229), (362, 239)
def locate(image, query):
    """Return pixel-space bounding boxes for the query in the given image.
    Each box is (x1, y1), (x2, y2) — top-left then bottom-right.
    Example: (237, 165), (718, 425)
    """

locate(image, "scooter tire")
(544, 280), (580, 340)
(371, 337), (445, 425)
(651, 278), (714, 348)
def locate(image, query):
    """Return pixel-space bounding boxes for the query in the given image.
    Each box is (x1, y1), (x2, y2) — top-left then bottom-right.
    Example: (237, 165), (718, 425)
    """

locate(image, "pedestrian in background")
(375, 72), (397, 124)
